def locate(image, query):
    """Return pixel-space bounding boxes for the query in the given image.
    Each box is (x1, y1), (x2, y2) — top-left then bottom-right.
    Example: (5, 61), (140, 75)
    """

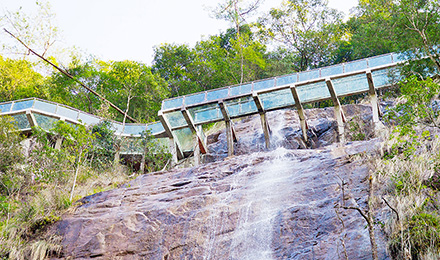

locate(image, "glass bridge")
(0, 52), (407, 161)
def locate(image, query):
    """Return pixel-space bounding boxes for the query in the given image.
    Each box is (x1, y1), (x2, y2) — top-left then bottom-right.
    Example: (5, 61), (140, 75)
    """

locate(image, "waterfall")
(204, 110), (299, 259)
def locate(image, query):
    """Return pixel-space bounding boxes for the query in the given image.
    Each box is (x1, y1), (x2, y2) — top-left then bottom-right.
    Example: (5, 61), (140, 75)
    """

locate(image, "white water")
(204, 111), (300, 259)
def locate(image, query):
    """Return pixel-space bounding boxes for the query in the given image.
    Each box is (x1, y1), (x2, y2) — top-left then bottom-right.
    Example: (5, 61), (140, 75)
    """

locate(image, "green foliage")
(90, 121), (116, 166)
(256, 0), (344, 70)
(386, 76), (440, 134)
(0, 56), (47, 102)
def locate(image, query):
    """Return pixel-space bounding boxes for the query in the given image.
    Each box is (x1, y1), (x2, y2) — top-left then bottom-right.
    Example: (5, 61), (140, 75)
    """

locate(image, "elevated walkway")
(0, 52), (407, 163)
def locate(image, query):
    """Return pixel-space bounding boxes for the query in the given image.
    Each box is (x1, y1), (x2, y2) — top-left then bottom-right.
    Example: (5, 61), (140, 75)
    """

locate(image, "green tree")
(0, 55), (46, 102)
(257, 0), (344, 71)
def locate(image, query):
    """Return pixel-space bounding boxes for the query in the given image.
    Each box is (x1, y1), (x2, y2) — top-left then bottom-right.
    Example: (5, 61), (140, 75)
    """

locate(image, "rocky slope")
(52, 105), (391, 259)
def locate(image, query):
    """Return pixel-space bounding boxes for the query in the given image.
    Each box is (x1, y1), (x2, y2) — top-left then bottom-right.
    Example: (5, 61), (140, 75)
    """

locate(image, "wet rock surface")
(53, 105), (390, 259)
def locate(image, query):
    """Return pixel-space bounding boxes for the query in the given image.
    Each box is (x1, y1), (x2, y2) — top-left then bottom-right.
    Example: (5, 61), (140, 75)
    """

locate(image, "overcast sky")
(0, 0), (358, 65)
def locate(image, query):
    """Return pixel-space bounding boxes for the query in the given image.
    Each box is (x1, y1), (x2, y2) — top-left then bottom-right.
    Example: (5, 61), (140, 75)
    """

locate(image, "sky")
(0, 0), (358, 65)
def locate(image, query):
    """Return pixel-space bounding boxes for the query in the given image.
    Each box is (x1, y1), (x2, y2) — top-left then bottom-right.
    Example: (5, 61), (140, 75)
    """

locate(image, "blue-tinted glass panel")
(147, 122), (165, 135)
(34, 113), (57, 131)
(206, 88), (229, 101)
(189, 103), (222, 124)
(120, 137), (143, 154)
(296, 81), (330, 103)
(230, 83), (252, 96)
(34, 100), (57, 114)
(111, 122), (124, 134)
(332, 74), (369, 96)
(259, 88), (295, 110)
(154, 138), (170, 153)
(276, 74), (297, 87)
(0, 103), (12, 113)
(368, 54), (392, 68)
(165, 111), (188, 129)
(123, 124), (146, 136)
(392, 53), (408, 63)
(173, 127), (194, 152)
(78, 112), (100, 125)
(225, 97), (258, 117)
(299, 70), (319, 82)
(162, 97), (183, 110)
(56, 106), (79, 120)
(184, 93), (206, 106)
(321, 65), (343, 78)
(11, 113), (30, 129)
(372, 68), (400, 88)
(11, 100), (34, 111)
(253, 79), (275, 91)
(345, 60), (368, 73)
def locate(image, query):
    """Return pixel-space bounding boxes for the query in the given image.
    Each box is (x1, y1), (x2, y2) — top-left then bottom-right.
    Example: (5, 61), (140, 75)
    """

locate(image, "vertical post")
(54, 118), (65, 150)
(219, 101), (235, 157)
(290, 86), (308, 142)
(252, 93), (271, 149)
(366, 70), (383, 131)
(158, 111), (183, 163)
(194, 141), (200, 166)
(326, 78), (346, 143)
(25, 111), (38, 128)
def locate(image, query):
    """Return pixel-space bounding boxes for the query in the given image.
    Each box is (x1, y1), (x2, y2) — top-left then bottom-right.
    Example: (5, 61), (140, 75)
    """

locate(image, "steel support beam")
(252, 92), (271, 149)
(326, 78), (346, 143)
(290, 86), (308, 142)
(181, 108), (207, 154)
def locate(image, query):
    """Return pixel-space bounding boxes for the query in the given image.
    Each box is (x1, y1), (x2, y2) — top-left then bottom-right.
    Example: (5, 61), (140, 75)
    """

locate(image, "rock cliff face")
(53, 105), (390, 259)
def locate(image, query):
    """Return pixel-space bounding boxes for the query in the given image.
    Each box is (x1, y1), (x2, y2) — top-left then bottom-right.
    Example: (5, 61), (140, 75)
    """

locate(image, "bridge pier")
(158, 111), (184, 164)
(366, 70), (384, 132)
(290, 86), (308, 142)
(219, 101), (237, 157)
(326, 78), (346, 143)
(252, 93), (271, 149)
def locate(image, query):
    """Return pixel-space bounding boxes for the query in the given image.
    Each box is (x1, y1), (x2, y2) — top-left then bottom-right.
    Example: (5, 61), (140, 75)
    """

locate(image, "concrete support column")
(219, 101), (235, 157)
(25, 110), (38, 128)
(366, 70), (384, 132)
(326, 78), (346, 143)
(259, 112), (271, 149)
(290, 86), (308, 142)
(252, 93), (271, 149)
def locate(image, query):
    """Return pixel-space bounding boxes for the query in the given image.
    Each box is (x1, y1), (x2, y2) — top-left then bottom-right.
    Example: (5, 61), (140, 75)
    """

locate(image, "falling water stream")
(204, 111), (303, 259)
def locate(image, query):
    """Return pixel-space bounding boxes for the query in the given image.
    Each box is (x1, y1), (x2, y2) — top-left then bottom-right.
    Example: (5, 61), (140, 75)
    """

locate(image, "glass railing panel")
(123, 124), (147, 136)
(162, 97), (183, 110)
(111, 122), (124, 135)
(296, 81), (330, 103)
(173, 127), (194, 153)
(230, 83), (252, 96)
(78, 112), (101, 125)
(372, 68), (400, 88)
(165, 111), (188, 129)
(188, 103), (222, 124)
(206, 88), (229, 101)
(34, 100), (57, 114)
(225, 96), (258, 117)
(392, 53), (408, 63)
(368, 54), (392, 68)
(276, 74), (297, 87)
(345, 60), (368, 73)
(11, 113), (30, 129)
(56, 106), (79, 120)
(147, 122), (165, 135)
(321, 65), (344, 78)
(120, 137), (143, 154)
(332, 73), (369, 96)
(155, 138), (171, 153)
(298, 70), (319, 82)
(184, 92), (206, 106)
(11, 100), (34, 111)
(34, 113), (58, 131)
(253, 79), (275, 92)
(259, 88), (295, 110)
(0, 102), (12, 113)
